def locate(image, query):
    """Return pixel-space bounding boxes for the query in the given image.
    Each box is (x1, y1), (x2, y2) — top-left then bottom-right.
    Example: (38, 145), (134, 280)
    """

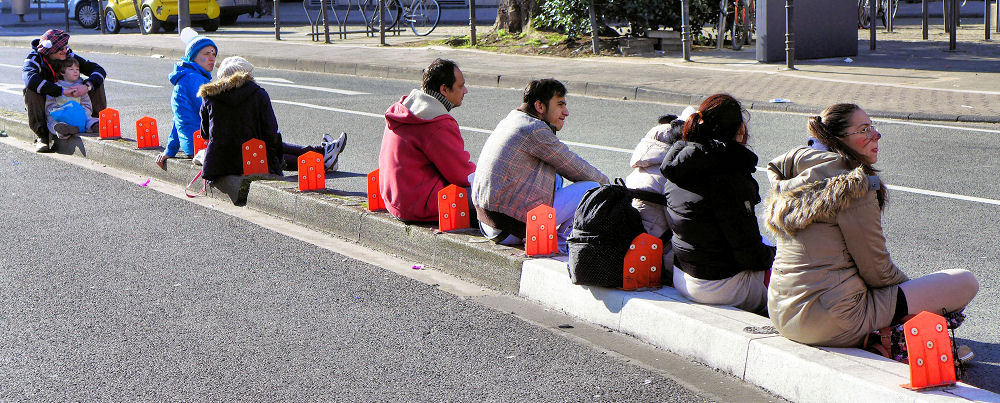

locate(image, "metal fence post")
(986, 0), (992, 40)
(321, 0), (330, 43)
(922, 0), (928, 39)
(274, 0), (280, 40)
(681, 0), (691, 61)
(179, 0), (190, 32)
(589, 0), (600, 54)
(63, 0), (69, 31)
(100, 0), (107, 34)
(949, 0), (957, 50)
(379, 0), (385, 45)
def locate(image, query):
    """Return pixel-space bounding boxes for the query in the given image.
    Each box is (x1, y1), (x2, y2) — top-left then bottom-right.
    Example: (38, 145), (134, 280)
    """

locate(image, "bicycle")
(858, 0), (898, 29)
(360, 0), (440, 36)
(731, 0), (755, 51)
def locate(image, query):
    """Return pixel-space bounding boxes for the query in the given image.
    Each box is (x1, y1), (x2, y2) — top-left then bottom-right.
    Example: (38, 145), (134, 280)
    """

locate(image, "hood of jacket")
(660, 139), (757, 187)
(198, 71), (258, 106)
(385, 89), (454, 128)
(169, 60), (211, 86)
(630, 120), (684, 169)
(385, 89), (451, 125)
(764, 146), (872, 236)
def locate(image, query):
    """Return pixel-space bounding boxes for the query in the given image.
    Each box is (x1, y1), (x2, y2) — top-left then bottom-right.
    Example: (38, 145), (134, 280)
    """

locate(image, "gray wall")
(757, 0), (858, 62)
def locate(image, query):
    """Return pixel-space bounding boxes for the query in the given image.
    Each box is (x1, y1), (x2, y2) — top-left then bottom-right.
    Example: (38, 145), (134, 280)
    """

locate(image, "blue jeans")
(553, 178), (601, 253)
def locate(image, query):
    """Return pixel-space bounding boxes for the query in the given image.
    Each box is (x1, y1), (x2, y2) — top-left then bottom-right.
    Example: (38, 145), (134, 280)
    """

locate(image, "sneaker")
(88, 121), (100, 134)
(34, 138), (50, 153)
(53, 122), (78, 139)
(956, 344), (974, 365)
(322, 133), (335, 144)
(193, 149), (207, 166)
(322, 132), (347, 172)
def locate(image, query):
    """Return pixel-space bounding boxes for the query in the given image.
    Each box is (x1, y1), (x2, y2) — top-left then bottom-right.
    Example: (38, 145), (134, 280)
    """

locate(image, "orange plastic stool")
(297, 151), (325, 191)
(901, 311), (957, 390)
(437, 184), (470, 232)
(622, 233), (663, 290)
(241, 138), (268, 176)
(525, 204), (557, 256)
(192, 129), (208, 155)
(135, 116), (158, 149)
(98, 108), (120, 139)
(366, 169), (385, 211)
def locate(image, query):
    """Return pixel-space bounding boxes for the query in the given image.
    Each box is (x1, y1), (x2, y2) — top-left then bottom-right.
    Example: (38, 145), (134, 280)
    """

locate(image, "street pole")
(273, 0), (280, 40)
(987, 0), (992, 40)
(922, 0), (928, 39)
(784, 0), (794, 69)
(132, 0), (146, 34)
(715, 0), (724, 49)
(379, 0), (385, 46)
(680, 0), (691, 61)
(949, 0), (957, 50)
(320, 0), (330, 43)
(887, 0), (893, 32)
(588, 0), (599, 54)
(100, 0), (107, 34)
(869, 0), (876, 50)
(179, 0), (190, 32)
(63, 0), (69, 31)
(469, 0), (477, 46)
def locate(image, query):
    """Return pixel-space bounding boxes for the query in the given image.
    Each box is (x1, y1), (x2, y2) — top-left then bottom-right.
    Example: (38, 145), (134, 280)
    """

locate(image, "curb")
(4, 38), (996, 124)
(0, 109), (528, 294)
(519, 258), (1000, 403)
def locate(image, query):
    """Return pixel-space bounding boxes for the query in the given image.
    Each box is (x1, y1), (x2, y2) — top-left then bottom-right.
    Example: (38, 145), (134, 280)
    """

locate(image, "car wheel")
(75, 0), (99, 29)
(141, 6), (161, 33)
(105, 8), (121, 33)
(220, 13), (237, 26)
(201, 17), (220, 32)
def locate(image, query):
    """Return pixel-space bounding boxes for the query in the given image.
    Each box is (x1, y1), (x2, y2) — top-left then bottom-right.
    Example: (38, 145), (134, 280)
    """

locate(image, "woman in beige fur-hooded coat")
(764, 103), (978, 347)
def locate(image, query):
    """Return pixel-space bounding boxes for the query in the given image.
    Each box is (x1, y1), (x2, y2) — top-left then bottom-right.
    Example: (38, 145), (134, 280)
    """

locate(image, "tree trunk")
(494, 0), (538, 34)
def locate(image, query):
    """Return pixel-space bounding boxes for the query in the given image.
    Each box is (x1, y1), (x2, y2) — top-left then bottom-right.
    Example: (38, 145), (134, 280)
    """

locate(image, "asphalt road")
(1, 47), (998, 392)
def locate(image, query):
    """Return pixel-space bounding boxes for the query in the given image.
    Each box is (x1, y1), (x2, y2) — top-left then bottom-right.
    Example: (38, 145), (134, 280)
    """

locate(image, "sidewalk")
(2, 1), (1000, 122)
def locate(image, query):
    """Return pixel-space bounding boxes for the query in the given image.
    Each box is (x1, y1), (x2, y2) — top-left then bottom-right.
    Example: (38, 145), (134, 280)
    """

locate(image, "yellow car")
(103, 0), (221, 34)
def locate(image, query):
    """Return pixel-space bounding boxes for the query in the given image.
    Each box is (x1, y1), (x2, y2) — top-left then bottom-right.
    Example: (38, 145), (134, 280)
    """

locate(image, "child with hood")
(156, 28), (216, 168)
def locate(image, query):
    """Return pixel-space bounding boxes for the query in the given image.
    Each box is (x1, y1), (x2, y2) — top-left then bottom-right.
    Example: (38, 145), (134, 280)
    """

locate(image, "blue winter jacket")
(166, 60), (212, 157)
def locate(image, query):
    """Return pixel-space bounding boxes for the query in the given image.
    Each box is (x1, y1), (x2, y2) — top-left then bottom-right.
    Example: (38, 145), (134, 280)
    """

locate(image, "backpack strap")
(613, 178), (668, 206)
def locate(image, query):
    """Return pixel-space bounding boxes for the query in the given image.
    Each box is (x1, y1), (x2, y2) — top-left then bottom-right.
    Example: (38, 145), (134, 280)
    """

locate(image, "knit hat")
(37, 29), (69, 56)
(217, 56), (253, 81)
(180, 27), (217, 64)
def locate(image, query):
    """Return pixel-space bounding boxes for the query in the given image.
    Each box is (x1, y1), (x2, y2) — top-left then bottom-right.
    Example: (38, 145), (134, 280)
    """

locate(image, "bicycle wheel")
(407, 0), (440, 36)
(858, 0), (871, 29)
(361, 0), (401, 31)
(731, 0), (750, 50)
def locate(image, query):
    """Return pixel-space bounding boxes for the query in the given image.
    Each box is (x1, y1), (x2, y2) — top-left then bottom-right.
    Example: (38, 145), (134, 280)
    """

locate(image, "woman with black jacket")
(660, 93), (775, 314)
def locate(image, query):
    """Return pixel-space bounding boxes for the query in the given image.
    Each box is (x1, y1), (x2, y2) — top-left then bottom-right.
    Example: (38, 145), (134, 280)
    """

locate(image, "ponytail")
(812, 104), (888, 209)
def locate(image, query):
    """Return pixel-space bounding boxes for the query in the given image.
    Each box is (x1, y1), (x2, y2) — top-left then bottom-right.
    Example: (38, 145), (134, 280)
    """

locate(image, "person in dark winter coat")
(156, 28), (216, 168)
(660, 93), (775, 313)
(22, 29), (107, 152)
(198, 56), (347, 182)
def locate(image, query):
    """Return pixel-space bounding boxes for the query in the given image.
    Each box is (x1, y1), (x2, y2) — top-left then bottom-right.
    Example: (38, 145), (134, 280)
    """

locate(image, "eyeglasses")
(845, 124), (880, 142)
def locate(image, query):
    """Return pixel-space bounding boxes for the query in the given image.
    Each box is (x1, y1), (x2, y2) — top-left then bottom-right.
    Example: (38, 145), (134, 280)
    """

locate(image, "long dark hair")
(682, 94), (746, 144)
(808, 103), (887, 208)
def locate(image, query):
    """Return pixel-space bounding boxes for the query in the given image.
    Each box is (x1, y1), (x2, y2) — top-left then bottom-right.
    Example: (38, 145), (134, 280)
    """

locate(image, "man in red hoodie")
(378, 59), (476, 222)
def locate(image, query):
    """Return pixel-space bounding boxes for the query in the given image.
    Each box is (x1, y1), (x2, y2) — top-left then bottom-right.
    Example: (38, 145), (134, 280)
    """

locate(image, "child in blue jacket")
(156, 28), (216, 168)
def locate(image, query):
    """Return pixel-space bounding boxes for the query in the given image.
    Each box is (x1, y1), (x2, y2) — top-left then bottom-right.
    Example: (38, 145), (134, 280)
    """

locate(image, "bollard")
(870, 0), (877, 50)
(680, 0), (691, 61)
(99, 108), (121, 139)
(437, 184), (470, 232)
(986, 0), (991, 40)
(297, 151), (325, 191)
(135, 116), (159, 149)
(622, 233), (663, 291)
(785, 0), (795, 69)
(922, 0), (928, 39)
(901, 311), (957, 390)
(525, 204), (557, 256)
(192, 129), (207, 155)
(241, 138), (268, 175)
(950, 0), (958, 50)
(588, 0), (600, 54)
(469, 0), (477, 46)
(367, 169), (386, 211)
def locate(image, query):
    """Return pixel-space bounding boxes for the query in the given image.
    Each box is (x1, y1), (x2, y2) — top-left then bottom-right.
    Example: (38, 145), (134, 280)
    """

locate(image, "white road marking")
(261, 82), (368, 95)
(886, 185), (1000, 206)
(0, 63), (21, 68)
(256, 77), (294, 83)
(0, 83), (22, 96)
(105, 78), (162, 88)
(272, 99), (384, 118)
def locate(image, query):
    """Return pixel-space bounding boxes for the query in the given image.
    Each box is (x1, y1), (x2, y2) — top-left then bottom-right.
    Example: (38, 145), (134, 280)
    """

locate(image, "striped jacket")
(22, 38), (106, 97)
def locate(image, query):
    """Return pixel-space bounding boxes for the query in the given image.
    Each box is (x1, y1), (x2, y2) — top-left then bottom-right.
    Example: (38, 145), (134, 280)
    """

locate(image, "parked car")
(217, 0), (256, 25)
(103, 0), (221, 34)
(69, 0), (101, 29)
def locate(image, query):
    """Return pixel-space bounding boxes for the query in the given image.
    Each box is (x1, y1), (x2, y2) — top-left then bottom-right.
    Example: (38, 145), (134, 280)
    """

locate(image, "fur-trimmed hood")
(198, 71), (255, 100)
(764, 146), (872, 236)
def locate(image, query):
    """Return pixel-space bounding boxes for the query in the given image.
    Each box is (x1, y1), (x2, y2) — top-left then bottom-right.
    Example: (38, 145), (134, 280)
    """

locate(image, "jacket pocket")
(817, 288), (865, 331)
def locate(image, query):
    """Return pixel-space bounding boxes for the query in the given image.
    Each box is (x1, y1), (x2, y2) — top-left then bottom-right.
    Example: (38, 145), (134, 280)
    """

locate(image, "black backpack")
(567, 179), (668, 288)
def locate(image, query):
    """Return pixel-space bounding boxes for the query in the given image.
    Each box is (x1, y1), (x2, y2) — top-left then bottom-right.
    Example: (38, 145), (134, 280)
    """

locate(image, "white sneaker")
(34, 138), (50, 153)
(193, 149), (207, 166)
(322, 132), (347, 172)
